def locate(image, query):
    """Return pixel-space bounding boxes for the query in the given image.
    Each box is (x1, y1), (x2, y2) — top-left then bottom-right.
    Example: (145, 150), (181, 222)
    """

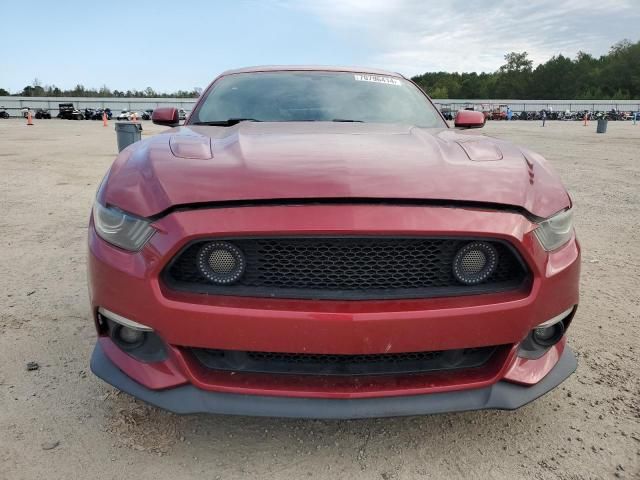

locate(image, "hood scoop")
(456, 139), (503, 162)
(169, 135), (213, 159)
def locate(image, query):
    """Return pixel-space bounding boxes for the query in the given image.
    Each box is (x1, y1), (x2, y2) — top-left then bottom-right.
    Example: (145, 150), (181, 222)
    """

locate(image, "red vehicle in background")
(489, 104), (509, 120)
(88, 66), (579, 418)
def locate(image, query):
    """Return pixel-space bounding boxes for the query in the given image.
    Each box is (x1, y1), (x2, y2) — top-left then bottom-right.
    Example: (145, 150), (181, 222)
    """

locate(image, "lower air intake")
(189, 345), (503, 376)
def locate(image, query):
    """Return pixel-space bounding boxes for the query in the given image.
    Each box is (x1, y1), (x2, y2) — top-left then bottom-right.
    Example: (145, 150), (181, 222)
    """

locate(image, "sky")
(1, 0), (639, 93)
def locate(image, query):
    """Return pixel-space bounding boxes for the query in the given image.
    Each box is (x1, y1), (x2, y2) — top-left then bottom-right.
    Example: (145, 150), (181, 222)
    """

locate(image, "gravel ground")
(0, 118), (638, 479)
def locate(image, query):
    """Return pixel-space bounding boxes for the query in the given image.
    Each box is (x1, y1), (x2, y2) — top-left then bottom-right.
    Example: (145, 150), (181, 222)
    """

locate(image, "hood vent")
(169, 135), (213, 159)
(456, 139), (503, 162)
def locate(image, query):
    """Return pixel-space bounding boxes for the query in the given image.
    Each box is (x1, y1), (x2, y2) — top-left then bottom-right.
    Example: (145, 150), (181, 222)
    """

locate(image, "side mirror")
(454, 110), (485, 129)
(152, 107), (179, 126)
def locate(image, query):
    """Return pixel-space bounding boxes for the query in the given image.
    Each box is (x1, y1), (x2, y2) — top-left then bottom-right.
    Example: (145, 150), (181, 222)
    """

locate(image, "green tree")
(500, 52), (533, 73)
(495, 51), (533, 98)
(531, 55), (576, 98)
(412, 40), (640, 99)
(71, 84), (86, 96)
(430, 86), (449, 98)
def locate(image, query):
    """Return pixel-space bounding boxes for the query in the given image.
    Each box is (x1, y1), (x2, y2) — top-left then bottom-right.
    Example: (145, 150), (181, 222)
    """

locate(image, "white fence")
(0, 96), (198, 117)
(1, 96), (638, 118)
(432, 99), (640, 113)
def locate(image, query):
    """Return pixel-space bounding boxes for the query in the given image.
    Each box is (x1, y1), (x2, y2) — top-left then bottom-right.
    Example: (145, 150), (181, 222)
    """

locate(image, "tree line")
(411, 39), (640, 100)
(2, 39), (638, 100)
(0, 83), (202, 98)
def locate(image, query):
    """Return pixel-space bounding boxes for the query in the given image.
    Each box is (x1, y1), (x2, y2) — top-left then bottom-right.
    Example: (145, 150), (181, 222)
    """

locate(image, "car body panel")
(102, 122), (570, 220)
(88, 204), (580, 356)
(90, 341), (577, 416)
(88, 204), (580, 400)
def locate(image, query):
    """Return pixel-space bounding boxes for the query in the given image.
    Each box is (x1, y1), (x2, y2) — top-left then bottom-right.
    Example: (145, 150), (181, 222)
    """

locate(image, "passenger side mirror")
(152, 107), (180, 127)
(454, 110), (485, 129)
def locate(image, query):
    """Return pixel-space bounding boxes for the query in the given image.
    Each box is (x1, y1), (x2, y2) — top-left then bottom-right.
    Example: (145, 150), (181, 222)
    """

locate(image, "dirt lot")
(0, 118), (638, 479)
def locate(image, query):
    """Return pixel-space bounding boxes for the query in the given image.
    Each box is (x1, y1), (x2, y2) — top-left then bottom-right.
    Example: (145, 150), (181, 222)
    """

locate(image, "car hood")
(103, 122), (570, 219)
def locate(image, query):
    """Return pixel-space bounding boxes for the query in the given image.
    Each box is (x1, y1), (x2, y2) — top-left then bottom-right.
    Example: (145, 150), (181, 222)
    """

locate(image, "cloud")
(287, 0), (639, 76)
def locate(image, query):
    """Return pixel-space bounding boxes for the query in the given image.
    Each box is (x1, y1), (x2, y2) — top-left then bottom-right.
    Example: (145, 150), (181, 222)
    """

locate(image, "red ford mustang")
(88, 66), (580, 418)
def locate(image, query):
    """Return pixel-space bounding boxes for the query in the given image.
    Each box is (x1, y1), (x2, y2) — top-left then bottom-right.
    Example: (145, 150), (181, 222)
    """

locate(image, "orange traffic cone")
(26, 111), (33, 126)
(103, 111), (108, 127)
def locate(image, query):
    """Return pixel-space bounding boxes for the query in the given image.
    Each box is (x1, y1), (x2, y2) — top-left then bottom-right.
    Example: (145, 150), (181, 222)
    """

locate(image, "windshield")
(190, 71), (445, 128)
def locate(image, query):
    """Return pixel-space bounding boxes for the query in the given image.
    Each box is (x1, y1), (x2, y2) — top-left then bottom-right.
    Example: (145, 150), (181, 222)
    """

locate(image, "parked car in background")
(142, 109), (154, 120)
(439, 107), (453, 120)
(91, 108), (113, 120)
(178, 108), (189, 120)
(489, 104), (509, 120)
(116, 110), (131, 120)
(116, 110), (144, 121)
(57, 103), (84, 120)
(89, 66), (580, 419)
(0, 107), (10, 119)
(84, 108), (96, 120)
(35, 108), (52, 119)
(479, 104), (492, 120)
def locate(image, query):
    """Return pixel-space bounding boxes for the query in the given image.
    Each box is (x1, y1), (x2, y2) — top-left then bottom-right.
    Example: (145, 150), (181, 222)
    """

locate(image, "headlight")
(92, 201), (155, 251)
(534, 208), (574, 251)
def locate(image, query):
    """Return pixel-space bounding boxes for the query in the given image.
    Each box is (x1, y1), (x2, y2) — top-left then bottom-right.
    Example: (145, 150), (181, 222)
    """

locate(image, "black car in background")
(57, 103), (84, 120)
(91, 108), (113, 120)
(35, 108), (52, 119)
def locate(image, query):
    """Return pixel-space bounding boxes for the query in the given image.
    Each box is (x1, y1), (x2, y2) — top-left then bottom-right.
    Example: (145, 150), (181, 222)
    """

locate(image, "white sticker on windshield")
(354, 74), (401, 86)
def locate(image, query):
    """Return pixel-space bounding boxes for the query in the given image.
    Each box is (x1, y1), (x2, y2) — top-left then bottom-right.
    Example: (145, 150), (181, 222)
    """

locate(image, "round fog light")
(453, 241), (498, 285)
(197, 241), (246, 284)
(532, 322), (564, 347)
(116, 325), (145, 346)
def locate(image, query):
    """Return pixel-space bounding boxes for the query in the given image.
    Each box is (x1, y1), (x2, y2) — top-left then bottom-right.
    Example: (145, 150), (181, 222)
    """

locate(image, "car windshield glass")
(190, 71), (445, 128)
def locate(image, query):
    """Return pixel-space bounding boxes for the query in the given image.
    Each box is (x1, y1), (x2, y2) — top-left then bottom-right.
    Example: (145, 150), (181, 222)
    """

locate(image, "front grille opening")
(189, 345), (503, 376)
(164, 237), (529, 300)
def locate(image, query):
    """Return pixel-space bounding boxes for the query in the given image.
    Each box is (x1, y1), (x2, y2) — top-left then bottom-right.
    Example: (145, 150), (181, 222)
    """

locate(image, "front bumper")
(91, 341), (577, 418)
(88, 204), (580, 407)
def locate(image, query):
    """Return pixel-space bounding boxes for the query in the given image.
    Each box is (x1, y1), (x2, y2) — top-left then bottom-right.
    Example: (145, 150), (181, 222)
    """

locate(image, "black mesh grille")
(189, 345), (502, 376)
(165, 237), (528, 300)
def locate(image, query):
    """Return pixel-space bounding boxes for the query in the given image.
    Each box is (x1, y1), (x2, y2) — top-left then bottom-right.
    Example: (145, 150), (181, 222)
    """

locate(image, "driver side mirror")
(152, 107), (179, 127)
(454, 110), (485, 129)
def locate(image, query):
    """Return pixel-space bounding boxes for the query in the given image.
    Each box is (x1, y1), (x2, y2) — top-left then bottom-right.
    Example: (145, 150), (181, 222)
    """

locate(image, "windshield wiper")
(192, 118), (261, 126)
(332, 119), (364, 123)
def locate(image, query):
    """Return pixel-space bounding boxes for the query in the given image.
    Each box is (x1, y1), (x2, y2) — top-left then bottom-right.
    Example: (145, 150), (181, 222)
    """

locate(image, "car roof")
(218, 65), (405, 79)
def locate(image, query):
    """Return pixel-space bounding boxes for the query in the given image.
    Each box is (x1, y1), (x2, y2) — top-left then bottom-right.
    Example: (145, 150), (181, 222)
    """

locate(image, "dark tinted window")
(191, 71), (445, 127)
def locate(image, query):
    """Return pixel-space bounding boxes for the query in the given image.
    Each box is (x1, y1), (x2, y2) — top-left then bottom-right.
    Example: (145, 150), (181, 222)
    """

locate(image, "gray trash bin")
(596, 118), (608, 134)
(115, 122), (143, 152)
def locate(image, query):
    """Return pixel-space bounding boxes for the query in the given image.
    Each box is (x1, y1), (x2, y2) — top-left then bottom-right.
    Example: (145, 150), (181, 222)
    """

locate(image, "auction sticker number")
(354, 74), (401, 86)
